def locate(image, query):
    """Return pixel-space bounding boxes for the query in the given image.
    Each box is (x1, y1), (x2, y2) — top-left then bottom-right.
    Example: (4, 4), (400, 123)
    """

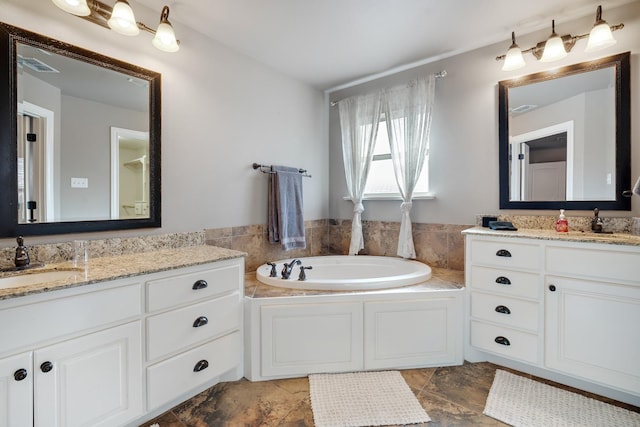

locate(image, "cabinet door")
(364, 298), (463, 370)
(34, 322), (143, 427)
(261, 302), (363, 377)
(0, 352), (33, 427)
(545, 276), (640, 395)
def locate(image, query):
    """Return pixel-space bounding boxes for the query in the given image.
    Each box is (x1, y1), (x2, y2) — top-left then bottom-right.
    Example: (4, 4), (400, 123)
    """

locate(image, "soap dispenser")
(556, 209), (569, 233)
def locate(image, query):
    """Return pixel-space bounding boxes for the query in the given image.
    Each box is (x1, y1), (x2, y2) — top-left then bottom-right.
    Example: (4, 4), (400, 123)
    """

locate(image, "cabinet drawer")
(0, 283), (140, 355)
(147, 293), (241, 360)
(470, 266), (540, 299)
(470, 321), (538, 364)
(146, 260), (242, 312)
(546, 245), (640, 284)
(471, 292), (538, 332)
(147, 331), (242, 410)
(470, 239), (541, 270)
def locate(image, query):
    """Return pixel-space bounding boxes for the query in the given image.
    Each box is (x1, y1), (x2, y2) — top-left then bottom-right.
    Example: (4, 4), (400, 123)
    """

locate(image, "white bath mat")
(484, 370), (640, 427)
(308, 370), (430, 427)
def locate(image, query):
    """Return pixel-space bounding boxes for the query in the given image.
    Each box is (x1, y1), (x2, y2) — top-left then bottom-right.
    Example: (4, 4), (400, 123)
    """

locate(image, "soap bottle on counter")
(556, 209), (569, 233)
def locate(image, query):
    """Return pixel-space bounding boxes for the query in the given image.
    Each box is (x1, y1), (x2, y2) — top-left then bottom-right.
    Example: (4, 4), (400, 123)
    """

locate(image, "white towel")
(268, 166), (306, 250)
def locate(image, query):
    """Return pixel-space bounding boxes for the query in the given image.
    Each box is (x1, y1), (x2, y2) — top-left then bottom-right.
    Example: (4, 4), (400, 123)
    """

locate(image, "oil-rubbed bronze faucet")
(14, 236), (30, 268)
(591, 208), (604, 233)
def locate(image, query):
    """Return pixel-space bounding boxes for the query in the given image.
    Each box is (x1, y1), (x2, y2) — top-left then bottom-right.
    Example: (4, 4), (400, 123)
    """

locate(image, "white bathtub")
(256, 255), (432, 291)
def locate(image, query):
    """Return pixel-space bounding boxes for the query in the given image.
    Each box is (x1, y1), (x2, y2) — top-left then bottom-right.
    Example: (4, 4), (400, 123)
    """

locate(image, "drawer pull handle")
(496, 249), (512, 257)
(495, 276), (511, 285)
(14, 369), (28, 381)
(549, 284), (556, 292)
(194, 360), (209, 372)
(495, 305), (511, 315)
(40, 361), (53, 373)
(494, 336), (511, 346)
(192, 280), (208, 290)
(193, 316), (209, 328)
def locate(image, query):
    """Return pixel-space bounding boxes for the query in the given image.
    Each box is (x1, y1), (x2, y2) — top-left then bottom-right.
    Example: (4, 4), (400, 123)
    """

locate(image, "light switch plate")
(71, 177), (88, 188)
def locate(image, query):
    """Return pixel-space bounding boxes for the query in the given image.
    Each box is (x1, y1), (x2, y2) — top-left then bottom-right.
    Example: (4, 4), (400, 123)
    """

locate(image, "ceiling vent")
(510, 104), (537, 114)
(17, 55), (60, 73)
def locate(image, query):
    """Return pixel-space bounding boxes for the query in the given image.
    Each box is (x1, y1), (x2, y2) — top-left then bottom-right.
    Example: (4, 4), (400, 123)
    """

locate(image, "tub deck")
(245, 267), (464, 298)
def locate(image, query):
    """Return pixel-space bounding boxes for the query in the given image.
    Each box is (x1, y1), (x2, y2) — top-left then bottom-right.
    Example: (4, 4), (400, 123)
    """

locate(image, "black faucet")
(281, 259), (301, 279)
(298, 266), (313, 281)
(591, 208), (604, 233)
(14, 236), (30, 268)
(266, 262), (278, 277)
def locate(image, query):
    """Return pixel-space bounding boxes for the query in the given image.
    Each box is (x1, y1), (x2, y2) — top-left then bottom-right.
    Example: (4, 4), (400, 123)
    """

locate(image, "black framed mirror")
(498, 52), (630, 211)
(0, 22), (161, 236)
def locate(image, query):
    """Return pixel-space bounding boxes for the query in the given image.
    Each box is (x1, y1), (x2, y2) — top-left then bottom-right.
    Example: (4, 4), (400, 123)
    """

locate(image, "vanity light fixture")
(496, 5), (622, 70)
(51, 0), (180, 52)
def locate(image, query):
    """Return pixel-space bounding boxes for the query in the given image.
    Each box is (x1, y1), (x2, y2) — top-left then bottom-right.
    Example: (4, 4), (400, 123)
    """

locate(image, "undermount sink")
(0, 270), (76, 290)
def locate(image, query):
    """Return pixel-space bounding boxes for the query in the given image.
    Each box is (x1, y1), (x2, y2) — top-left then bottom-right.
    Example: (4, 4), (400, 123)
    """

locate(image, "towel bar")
(252, 163), (311, 178)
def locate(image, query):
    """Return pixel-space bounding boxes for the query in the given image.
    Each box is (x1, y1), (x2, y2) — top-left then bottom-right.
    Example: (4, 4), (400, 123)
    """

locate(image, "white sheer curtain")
(338, 93), (383, 255)
(384, 75), (436, 259)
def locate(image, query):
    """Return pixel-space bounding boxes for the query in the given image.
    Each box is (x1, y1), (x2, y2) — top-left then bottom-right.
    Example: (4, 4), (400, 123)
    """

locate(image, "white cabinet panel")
(261, 303), (363, 377)
(146, 293), (241, 361)
(545, 276), (640, 395)
(471, 292), (538, 332)
(146, 260), (243, 312)
(0, 352), (32, 427)
(364, 298), (462, 370)
(546, 245), (640, 284)
(147, 331), (242, 410)
(34, 321), (143, 427)
(470, 265), (540, 299)
(470, 321), (539, 364)
(470, 239), (541, 270)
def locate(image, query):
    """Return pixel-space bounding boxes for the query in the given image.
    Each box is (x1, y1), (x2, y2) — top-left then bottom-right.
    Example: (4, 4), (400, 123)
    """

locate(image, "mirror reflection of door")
(510, 121), (573, 201)
(17, 102), (55, 223)
(110, 127), (149, 220)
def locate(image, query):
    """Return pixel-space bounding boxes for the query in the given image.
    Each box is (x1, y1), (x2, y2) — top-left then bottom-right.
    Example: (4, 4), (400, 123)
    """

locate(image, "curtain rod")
(329, 70), (447, 107)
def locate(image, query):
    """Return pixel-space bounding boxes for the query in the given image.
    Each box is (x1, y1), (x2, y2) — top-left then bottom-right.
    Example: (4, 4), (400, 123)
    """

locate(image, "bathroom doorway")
(109, 127), (149, 220)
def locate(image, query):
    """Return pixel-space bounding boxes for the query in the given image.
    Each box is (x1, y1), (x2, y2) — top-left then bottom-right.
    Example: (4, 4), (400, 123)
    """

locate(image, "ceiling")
(134, 0), (632, 90)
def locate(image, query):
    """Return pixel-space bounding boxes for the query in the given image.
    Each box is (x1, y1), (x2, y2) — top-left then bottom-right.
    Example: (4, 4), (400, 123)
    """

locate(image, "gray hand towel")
(268, 166), (306, 250)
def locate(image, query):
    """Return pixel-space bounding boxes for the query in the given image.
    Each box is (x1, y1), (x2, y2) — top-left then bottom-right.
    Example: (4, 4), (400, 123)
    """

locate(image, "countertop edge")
(461, 226), (640, 246)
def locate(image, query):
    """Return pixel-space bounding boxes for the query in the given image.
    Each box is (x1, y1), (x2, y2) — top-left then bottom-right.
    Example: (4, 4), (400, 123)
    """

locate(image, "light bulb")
(108, 0), (140, 36)
(540, 20), (567, 62)
(502, 32), (525, 71)
(151, 6), (179, 52)
(52, 0), (90, 16)
(586, 5), (617, 52)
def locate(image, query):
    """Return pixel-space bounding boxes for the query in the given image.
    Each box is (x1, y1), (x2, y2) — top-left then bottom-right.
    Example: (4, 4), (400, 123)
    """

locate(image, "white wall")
(328, 1), (640, 225)
(1, 0), (327, 245)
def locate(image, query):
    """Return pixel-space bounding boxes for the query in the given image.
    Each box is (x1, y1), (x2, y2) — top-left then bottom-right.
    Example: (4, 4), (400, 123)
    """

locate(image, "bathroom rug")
(484, 370), (640, 426)
(308, 370), (430, 427)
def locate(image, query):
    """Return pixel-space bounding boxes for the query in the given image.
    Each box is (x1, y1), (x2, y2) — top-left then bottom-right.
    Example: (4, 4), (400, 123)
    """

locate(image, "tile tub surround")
(0, 245), (245, 300)
(0, 231), (206, 270)
(205, 219), (471, 273)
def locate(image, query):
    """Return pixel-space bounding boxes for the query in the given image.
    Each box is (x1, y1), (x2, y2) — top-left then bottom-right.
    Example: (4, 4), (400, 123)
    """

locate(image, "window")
(364, 117), (430, 197)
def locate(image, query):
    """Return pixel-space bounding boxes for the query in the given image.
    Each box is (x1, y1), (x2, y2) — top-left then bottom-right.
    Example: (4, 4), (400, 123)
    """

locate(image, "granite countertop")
(462, 226), (640, 246)
(0, 245), (246, 301)
(244, 267), (465, 299)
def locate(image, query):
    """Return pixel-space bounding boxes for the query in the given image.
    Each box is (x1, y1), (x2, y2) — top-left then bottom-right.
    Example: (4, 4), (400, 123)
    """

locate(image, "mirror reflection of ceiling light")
(497, 5), (622, 71)
(51, 0), (180, 52)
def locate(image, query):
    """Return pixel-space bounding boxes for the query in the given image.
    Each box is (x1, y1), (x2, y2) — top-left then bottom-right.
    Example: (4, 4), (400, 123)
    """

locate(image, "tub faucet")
(14, 236), (30, 268)
(298, 266), (313, 281)
(281, 259), (301, 279)
(266, 262), (278, 277)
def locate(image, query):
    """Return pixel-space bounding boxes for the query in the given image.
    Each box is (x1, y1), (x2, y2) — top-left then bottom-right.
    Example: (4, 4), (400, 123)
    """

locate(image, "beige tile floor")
(141, 362), (639, 427)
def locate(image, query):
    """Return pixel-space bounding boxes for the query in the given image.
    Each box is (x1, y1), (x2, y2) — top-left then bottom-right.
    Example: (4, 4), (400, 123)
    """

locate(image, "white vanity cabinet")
(0, 252), (246, 426)
(544, 243), (640, 396)
(0, 281), (143, 427)
(464, 231), (640, 405)
(144, 258), (244, 411)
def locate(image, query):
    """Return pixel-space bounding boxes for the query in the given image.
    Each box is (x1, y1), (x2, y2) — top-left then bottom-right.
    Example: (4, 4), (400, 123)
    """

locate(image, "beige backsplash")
(2, 214), (637, 273)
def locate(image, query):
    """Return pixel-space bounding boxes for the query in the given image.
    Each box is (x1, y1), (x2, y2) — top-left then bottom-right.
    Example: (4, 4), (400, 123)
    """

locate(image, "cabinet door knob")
(40, 361), (53, 373)
(193, 316), (209, 328)
(549, 284), (556, 292)
(193, 359), (209, 372)
(494, 336), (511, 346)
(14, 369), (28, 381)
(495, 305), (511, 315)
(192, 279), (208, 290)
(495, 276), (511, 285)
(496, 249), (512, 257)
